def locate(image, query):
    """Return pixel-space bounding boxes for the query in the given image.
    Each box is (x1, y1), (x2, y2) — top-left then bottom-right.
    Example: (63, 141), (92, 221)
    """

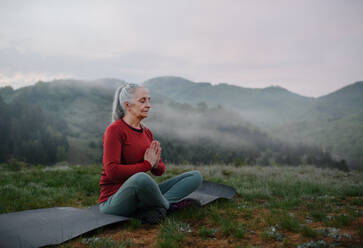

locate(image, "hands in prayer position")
(144, 140), (161, 169)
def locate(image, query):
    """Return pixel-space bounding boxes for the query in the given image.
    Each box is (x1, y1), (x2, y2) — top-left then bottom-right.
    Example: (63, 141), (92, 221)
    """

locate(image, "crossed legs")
(99, 171), (202, 216)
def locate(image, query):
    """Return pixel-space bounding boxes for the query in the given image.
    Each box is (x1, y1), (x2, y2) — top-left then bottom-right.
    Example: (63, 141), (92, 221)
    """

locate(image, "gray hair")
(111, 83), (141, 122)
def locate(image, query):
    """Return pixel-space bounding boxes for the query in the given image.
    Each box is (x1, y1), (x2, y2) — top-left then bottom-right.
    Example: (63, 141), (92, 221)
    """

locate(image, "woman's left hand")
(152, 140), (162, 168)
(147, 140), (161, 169)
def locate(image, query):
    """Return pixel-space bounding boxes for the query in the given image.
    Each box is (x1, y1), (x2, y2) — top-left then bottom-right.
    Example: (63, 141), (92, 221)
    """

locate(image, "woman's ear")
(124, 101), (133, 111)
(123, 101), (129, 110)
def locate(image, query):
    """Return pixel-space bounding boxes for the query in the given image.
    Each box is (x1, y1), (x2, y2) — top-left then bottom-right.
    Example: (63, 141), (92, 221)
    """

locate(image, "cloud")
(0, 72), (71, 89)
(0, 0), (362, 96)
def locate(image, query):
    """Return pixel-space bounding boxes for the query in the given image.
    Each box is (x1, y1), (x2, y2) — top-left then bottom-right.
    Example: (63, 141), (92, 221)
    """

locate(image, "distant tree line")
(0, 96), (69, 165)
(155, 134), (348, 171)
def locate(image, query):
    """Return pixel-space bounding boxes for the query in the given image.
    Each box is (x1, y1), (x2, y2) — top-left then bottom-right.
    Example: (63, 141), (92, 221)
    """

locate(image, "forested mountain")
(273, 81), (363, 169)
(144, 77), (363, 169)
(0, 95), (68, 164)
(0, 79), (347, 170)
(146, 102), (344, 169)
(314, 81), (363, 118)
(0, 79), (118, 164)
(144, 76), (314, 128)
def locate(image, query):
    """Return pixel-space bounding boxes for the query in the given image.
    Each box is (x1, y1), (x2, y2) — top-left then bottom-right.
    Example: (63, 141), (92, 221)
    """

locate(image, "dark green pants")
(99, 171), (202, 216)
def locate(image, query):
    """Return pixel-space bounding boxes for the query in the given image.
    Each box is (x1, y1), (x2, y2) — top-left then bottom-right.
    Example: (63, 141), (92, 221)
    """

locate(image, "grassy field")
(0, 163), (362, 247)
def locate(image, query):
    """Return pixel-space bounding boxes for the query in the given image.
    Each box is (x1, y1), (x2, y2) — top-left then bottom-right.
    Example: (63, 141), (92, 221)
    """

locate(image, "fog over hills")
(0, 77), (361, 169)
(144, 77), (363, 169)
(272, 82), (363, 169)
(144, 76), (314, 129)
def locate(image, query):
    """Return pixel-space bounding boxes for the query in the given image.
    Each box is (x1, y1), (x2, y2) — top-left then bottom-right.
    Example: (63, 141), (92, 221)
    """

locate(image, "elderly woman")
(98, 83), (202, 224)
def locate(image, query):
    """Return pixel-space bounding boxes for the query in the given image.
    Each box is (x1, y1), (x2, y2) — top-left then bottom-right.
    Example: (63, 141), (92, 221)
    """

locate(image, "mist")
(145, 103), (258, 149)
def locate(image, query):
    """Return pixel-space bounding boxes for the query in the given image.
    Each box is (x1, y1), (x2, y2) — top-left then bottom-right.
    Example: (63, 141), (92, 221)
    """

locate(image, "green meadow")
(1, 163), (362, 247)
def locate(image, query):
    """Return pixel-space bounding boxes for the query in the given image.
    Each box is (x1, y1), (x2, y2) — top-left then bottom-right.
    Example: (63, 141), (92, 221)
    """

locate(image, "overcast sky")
(0, 0), (362, 97)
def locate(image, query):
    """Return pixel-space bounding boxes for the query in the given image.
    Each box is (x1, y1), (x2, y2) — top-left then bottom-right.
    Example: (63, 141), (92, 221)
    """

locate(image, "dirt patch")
(61, 198), (361, 248)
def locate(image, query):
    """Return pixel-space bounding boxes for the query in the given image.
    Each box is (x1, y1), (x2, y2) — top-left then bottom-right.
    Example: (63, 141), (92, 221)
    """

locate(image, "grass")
(1, 163), (363, 247)
(198, 226), (217, 239)
(156, 218), (185, 248)
(310, 209), (327, 221)
(278, 212), (301, 232)
(359, 225), (363, 239)
(325, 213), (355, 228)
(300, 225), (319, 238)
(81, 237), (134, 248)
(0, 164), (100, 213)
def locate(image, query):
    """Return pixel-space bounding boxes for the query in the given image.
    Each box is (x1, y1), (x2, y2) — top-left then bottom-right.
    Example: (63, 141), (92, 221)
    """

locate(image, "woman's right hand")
(144, 140), (161, 168)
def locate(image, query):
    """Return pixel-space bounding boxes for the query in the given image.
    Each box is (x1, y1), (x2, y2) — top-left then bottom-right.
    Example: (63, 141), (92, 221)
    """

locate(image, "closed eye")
(139, 97), (151, 103)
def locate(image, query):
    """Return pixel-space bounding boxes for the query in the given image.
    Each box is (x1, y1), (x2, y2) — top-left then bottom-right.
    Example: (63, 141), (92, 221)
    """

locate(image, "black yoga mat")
(0, 180), (236, 248)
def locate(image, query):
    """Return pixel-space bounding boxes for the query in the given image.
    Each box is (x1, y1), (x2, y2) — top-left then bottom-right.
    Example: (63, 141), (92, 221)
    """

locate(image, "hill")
(144, 76), (314, 129)
(0, 93), (68, 164)
(0, 79), (345, 170)
(313, 81), (363, 119)
(144, 77), (363, 169)
(273, 82), (363, 169)
(0, 79), (118, 164)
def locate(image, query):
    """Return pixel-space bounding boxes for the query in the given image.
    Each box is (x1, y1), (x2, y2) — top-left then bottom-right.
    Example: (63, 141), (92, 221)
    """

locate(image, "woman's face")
(126, 87), (151, 120)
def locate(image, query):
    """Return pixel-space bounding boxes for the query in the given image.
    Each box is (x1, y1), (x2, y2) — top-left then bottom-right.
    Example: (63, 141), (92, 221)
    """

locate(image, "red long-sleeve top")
(98, 118), (165, 204)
